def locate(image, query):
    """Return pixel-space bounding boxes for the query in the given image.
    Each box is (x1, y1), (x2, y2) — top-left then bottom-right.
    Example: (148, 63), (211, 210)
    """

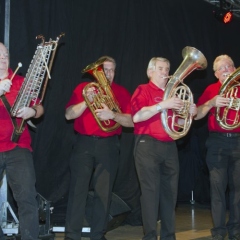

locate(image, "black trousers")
(134, 135), (179, 240)
(65, 134), (120, 240)
(0, 147), (39, 240)
(206, 133), (240, 238)
(0, 228), (5, 240)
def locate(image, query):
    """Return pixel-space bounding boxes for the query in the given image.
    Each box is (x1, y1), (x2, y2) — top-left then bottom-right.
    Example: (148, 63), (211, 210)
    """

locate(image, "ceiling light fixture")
(213, 0), (233, 23)
(214, 8), (233, 23)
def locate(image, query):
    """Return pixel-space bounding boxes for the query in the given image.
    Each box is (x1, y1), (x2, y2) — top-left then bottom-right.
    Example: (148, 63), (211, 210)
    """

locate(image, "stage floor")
(54, 202), (215, 240)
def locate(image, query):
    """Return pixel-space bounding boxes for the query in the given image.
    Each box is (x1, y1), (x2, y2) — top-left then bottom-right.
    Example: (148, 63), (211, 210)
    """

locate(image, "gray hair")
(98, 55), (116, 69)
(147, 57), (170, 78)
(213, 55), (234, 71)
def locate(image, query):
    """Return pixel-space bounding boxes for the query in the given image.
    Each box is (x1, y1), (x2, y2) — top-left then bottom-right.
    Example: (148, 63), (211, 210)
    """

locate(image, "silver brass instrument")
(10, 33), (64, 141)
(216, 66), (240, 130)
(161, 46), (207, 140)
(82, 58), (121, 132)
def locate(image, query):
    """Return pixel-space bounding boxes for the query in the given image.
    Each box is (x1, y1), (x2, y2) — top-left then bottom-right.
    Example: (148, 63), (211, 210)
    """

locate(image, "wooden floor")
(54, 202), (215, 240)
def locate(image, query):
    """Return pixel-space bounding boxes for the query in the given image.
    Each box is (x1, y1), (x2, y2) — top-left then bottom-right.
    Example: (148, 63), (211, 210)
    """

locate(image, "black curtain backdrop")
(1, 0), (240, 225)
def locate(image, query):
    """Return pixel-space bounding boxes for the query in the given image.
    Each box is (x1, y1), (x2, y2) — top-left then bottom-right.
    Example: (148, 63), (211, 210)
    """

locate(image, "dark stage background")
(1, 0), (240, 226)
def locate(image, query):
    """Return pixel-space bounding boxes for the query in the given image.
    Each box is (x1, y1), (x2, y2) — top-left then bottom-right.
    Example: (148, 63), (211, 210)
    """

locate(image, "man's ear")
(147, 69), (153, 78)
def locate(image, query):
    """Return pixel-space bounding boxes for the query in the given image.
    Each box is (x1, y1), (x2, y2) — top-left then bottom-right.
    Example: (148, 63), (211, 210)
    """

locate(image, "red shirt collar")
(149, 80), (165, 92)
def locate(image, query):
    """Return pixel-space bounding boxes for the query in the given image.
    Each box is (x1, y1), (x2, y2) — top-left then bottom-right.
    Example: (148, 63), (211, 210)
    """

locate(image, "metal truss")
(204, 0), (240, 18)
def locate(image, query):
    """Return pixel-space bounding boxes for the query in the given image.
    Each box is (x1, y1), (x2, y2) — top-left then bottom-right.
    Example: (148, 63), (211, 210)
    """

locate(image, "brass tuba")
(216, 67), (240, 130)
(82, 58), (122, 132)
(161, 46), (207, 140)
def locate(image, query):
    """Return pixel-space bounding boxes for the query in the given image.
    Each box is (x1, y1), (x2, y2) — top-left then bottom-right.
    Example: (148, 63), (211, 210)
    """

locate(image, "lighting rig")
(204, 0), (240, 22)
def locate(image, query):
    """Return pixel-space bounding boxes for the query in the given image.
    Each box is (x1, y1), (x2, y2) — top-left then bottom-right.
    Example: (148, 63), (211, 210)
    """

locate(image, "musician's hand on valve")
(0, 79), (12, 96)
(16, 107), (36, 120)
(163, 96), (184, 110)
(210, 95), (230, 108)
(86, 87), (96, 103)
(95, 103), (112, 121)
(189, 103), (197, 117)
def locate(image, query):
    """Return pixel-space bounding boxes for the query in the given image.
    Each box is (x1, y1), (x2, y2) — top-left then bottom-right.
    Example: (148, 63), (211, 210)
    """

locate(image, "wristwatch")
(156, 103), (162, 112)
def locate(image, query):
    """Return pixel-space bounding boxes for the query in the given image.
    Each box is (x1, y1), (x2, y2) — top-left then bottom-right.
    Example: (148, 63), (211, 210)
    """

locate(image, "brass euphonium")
(216, 67), (240, 130)
(161, 46), (207, 140)
(82, 58), (122, 132)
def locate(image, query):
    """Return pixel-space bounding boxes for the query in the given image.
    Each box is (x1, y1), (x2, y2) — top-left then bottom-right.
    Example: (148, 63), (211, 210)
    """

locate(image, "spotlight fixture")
(214, 8), (233, 23)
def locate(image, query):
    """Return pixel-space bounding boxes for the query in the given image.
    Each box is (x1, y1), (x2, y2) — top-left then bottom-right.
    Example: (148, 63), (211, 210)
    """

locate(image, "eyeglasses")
(0, 53), (9, 59)
(104, 68), (115, 74)
(216, 64), (234, 72)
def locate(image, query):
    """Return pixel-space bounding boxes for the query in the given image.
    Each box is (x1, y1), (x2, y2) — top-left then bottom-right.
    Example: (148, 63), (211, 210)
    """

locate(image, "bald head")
(0, 42), (9, 78)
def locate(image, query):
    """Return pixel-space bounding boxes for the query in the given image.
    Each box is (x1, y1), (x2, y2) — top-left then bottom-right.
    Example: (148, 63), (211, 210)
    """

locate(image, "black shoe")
(212, 234), (224, 240)
(91, 237), (107, 240)
(229, 233), (240, 240)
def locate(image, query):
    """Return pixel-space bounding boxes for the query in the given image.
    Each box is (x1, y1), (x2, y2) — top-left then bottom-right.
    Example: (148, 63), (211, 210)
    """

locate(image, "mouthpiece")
(223, 73), (229, 77)
(162, 75), (172, 79)
(18, 62), (22, 67)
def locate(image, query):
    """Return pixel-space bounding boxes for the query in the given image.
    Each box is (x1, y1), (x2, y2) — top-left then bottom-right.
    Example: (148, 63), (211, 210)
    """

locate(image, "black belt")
(210, 132), (240, 138)
(82, 135), (105, 139)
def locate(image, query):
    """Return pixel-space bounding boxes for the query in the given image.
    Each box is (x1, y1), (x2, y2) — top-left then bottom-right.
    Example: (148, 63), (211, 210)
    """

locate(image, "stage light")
(214, 8), (233, 23)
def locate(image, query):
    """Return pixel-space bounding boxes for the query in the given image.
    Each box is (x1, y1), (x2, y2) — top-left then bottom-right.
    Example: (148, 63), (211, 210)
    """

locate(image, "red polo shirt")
(131, 81), (174, 142)
(66, 81), (131, 137)
(0, 69), (33, 152)
(197, 80), (240, 133)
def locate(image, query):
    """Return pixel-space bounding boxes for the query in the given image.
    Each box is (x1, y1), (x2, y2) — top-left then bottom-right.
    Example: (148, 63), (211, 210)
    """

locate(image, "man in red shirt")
(0, 42), (44, 240)
(131, 57), (197, 240)
(65, 56), (133, 240)
(195, 55), (240, 240)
